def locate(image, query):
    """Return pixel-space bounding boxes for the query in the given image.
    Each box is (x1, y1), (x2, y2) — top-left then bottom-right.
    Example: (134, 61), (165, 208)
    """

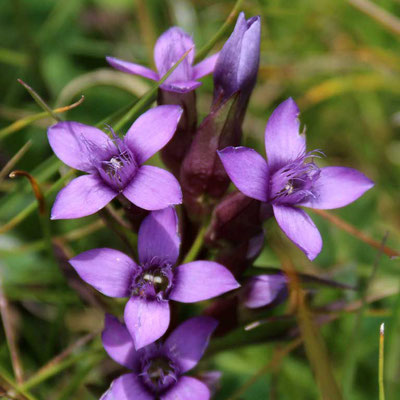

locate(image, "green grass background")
(0, 0), (399, 399)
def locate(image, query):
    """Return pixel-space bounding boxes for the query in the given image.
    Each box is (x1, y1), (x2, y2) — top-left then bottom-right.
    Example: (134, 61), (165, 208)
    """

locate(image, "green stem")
(182, 221), (208, 264)
(20, 349), (103, 391)
(342, 234), (388, 397)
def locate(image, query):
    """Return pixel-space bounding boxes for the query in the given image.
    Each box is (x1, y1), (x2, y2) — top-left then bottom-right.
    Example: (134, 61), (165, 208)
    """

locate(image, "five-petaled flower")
(218, 98), (374, 260)
(101, 314), (217, 400)
(69, 207), (239, 349)
(48, 105), (183, 219)
(107, 27), (219, 93)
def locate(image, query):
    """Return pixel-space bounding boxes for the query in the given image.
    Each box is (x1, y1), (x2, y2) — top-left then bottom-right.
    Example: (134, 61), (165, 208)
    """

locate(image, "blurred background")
(0, 0), (399, 399)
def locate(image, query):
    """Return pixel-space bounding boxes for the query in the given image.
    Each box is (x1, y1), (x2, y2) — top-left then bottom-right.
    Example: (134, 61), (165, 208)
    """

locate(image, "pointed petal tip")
(273, 205), (322, 261)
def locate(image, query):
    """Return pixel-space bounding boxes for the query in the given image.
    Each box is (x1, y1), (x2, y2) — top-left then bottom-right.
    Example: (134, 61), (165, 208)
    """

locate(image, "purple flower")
(106, 27), (219, 94)
(213, 12), (260, 106)
(48, 106), (183, 219)
(241, 273), (288, 309)
(101, 314), (217, 400)
(69, 207), (239, 349)
(218, 98), (374, 260)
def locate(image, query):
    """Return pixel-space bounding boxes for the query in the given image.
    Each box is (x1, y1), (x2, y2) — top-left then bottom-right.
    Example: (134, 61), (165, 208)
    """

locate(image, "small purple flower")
(101, 314), (217, 400)
(241, 273), (288, 309)
(106, 27), (219, 94)
(69, 207), (239, 349)
(213, 12), (260, 105)
(48, 106), (183, 219)
(218, 98), (374, 260)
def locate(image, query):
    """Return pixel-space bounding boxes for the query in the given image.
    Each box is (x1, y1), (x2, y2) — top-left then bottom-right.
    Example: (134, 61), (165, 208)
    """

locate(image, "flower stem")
(182, 221), (208, 264)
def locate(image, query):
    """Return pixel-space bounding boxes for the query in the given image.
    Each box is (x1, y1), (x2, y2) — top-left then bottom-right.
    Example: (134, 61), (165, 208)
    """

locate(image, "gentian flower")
(106, 27), (219, 93)
(218, 98), (374, 260)
(69, 207), (239, 348)
(241, 273), (288, 309)
(101, 314), (217, 400)
(48, 106), (183, 219)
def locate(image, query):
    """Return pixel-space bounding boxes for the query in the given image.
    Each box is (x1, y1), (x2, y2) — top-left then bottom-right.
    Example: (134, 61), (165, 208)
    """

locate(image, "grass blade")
(18, 79), (60, 122)
(0, 96), (84, 140)
(194, 0), (244, 63)
(0, 140), (32, 182)
(379, 323), (385, 400)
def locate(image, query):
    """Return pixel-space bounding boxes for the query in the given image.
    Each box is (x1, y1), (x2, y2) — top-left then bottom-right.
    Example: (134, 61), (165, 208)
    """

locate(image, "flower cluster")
(47, 12), (374, 400)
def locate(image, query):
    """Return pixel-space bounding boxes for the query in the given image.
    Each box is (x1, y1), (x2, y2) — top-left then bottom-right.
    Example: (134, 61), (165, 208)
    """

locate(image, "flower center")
(142, 355), (177, 393)
(99, 147), (137, 190)
(270, 151), (321, 205)
(131, 264), (173, 300)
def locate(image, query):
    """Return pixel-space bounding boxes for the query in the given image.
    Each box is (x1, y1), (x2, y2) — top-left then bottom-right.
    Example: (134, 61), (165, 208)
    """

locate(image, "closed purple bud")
(213, 12), (261, 107)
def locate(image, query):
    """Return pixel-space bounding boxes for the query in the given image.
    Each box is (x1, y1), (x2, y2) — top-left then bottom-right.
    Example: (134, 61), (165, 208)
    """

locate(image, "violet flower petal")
(101, 373), (152, 400)
(161, 376), (210, 400)
(160, 80), (202, 93)
(273, 204), (322, 261)
(48, 121), (114, 172)
(101, 314), (138, 370)
(125, 105), (183, 164)
(122, 165), (182, 210)
(51, 175), (117, 220)
(106, 56), (159, 81)
(300, 166), (374, 210)
(192, 53), (220, 80)
(218, 147), (269, 202)
(138, 207), (180, 266)
(69, 248), (136, 298)
(170, 261), (240, 303)
(154, 27), (195, 81)
(243, 274), (287, 308)
(124, 296), (170, 349)
(164, 316), (217, 373)
(265, 98), (306, 171)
